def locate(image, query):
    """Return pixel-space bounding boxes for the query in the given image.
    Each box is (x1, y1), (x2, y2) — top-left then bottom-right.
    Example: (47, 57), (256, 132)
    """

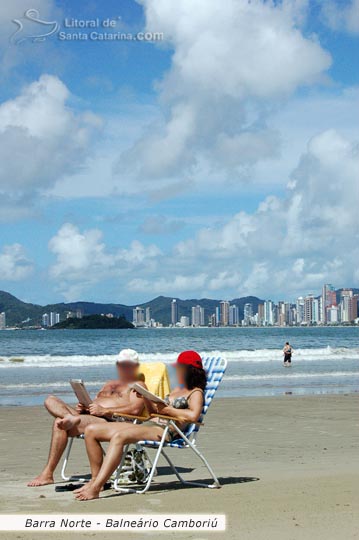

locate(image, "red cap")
(175, 350), (203, 369)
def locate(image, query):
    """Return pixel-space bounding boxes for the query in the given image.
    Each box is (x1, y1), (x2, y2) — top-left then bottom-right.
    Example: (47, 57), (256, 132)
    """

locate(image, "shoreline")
(0, 396), (358, 539)
(1, 390), (358, 407)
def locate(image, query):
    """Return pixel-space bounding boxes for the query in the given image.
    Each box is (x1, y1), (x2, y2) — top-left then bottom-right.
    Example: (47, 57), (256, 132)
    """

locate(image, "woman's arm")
(154, 390), (203, 424)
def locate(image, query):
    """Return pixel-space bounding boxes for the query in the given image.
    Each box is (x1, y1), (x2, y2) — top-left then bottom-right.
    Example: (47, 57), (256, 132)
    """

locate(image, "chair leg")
(113, 427), (169, 494)
(113, 443), (130, 491)
(166, 424), (221, 489)
(161, 447), (220, 488)
(61, 437), (74, 481)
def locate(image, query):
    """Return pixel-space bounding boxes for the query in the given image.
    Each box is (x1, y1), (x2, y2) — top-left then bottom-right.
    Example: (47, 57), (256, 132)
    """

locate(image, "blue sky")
(0, 0), (358, 305)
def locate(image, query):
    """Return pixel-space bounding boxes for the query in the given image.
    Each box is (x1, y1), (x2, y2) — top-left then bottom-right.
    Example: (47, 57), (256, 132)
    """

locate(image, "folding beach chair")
(113, 356), (227, 493)
(61, 362), (170, 481)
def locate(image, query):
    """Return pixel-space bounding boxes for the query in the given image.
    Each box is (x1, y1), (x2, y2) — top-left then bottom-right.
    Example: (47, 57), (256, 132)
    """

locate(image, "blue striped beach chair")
(113, 356), (227, 494)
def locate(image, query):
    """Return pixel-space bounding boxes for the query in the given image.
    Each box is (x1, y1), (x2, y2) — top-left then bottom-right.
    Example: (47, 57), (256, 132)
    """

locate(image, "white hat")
(117, 348), (140, 364)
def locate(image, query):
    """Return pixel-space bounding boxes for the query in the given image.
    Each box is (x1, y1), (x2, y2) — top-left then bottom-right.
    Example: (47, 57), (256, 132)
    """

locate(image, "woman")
(74, 350), (206, 500)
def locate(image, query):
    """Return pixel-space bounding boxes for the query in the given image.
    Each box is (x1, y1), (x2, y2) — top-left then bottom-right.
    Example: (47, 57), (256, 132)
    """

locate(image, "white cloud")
(48, 223), (162, 300)
(0, 243), (33, 280)
(0, 74), (101, 219)
(128, 270), (242, 295)
(321, 0), (359, 34)
(116, 0), (331, 187)
(140, 129), (359, 300)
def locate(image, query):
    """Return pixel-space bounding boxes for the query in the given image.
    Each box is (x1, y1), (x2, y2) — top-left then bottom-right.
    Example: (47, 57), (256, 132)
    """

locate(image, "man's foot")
(57, 414), (81, 431)
(27, 473), (54, 487)
(75, 484), (101, 501)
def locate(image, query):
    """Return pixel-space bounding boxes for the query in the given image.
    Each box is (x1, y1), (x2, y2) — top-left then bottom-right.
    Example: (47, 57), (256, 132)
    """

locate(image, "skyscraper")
(322, 284), (336, 323)
(229, 304), (239, 326)
(191, 305), (205, 326)
(264, 300), (274, 325)
(215, 306), (220, 326)
(171, 299), (178, 325)
(0, 312), (6, 330)
(257, 304), (265, 326)
(145, 306), (151, 324)
(133, 307), (145, 327)
(340, 289), (353, 323)
(296, 297), (304, 324)
(243, 303), (253, 325)
(219, 301), (230, 326)
(49, 312), (60, 327)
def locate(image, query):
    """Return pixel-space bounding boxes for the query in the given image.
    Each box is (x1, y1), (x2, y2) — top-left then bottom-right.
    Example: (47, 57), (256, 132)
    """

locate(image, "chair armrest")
(112, 413), (150, 421)
(150, 413), (204, 426)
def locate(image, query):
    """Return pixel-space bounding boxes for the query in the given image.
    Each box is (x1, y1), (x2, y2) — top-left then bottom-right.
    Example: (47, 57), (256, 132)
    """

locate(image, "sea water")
(0, 327), (358, 405)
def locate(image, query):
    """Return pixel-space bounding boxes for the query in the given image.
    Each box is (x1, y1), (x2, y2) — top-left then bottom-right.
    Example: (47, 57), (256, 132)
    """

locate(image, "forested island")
(51, 314), (134, 330)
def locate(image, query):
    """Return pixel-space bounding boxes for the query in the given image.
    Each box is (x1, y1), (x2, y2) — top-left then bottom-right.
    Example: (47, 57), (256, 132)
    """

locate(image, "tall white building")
(145, 307), (151, 324)
(296, 297), (305, 324)
(132, 306), (145, 327)
(0, 312), (6, 330)
(312, 298), (320, 324)
(327, 305), (339, 323)
(264, 300), (274, 325)
(171, 299), (178, 325)
(49, 312), (60, 327)
(191, 305), (205, 326)
(243, 303), (253, 325)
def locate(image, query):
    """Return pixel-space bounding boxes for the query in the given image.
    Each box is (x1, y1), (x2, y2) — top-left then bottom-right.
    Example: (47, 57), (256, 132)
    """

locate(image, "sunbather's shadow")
(156, 465), (194, 475)
(161, 475), (259, 490)
(100, 475), (259, 498)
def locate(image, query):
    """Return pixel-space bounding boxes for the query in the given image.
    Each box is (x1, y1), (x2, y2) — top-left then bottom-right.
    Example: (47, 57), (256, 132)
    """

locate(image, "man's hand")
(88, 403), (107, 417)
(75, 403), (87, 414)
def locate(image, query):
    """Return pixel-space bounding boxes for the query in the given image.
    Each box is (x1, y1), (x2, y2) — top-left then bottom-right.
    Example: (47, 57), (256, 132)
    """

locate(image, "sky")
(0, 0), (358, 305)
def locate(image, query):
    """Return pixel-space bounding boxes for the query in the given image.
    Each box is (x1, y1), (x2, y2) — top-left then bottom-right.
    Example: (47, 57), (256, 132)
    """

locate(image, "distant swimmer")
(283, 342), (293, 366)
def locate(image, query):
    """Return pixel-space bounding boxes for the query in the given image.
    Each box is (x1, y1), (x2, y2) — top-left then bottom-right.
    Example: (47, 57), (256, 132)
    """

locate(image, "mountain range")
(0, 290), (263, 326)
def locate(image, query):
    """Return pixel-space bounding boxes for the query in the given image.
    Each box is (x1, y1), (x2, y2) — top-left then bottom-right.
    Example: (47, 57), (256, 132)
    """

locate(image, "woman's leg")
(75, 423), (165, 501)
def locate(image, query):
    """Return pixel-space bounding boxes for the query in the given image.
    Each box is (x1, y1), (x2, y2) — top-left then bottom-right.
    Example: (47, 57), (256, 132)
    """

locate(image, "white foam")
(0, 346), (358, 368)
(225, 371), (359, 381)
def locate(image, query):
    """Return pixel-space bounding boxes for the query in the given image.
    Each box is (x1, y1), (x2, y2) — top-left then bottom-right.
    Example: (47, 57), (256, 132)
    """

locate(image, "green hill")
(0, 290), (265, 326)
(51, 314), (134, 330)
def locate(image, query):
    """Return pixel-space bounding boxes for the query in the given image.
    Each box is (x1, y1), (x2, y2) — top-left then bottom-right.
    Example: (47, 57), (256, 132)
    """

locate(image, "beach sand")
(0, 395), (358, 539)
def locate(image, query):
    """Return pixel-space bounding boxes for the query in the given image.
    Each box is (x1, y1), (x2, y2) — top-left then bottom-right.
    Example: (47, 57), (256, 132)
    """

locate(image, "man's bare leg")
(57, 414), (81, 431)
(28, 418), (68, 486)
(44, 395), (78, 419)
(28, 415), (107, 487)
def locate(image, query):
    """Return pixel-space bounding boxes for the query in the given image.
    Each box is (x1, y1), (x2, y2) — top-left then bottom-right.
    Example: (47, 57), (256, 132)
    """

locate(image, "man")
(28, 348), (144, 487)
(283, 342), (293, 366)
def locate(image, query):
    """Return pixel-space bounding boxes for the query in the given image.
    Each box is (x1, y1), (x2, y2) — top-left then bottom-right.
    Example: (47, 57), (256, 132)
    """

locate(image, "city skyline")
(1, 282), (358, 329)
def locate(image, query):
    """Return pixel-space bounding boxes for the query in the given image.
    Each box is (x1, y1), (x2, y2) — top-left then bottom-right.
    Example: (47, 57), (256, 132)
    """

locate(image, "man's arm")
(89, 384), (146, 418)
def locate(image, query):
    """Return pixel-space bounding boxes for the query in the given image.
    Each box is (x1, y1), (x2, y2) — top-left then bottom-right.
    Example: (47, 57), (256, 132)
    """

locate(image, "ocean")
(0, 327), (358, 406)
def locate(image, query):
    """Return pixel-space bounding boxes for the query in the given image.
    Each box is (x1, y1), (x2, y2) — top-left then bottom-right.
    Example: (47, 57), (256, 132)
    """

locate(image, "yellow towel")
(138, 362), (170, 399)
